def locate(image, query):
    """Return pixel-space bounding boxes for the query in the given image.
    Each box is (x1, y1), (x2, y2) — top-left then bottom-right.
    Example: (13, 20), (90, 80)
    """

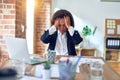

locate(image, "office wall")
(52, 0), (120, 56)
(0, 0), (16, 56)
(0, 0), (51, 57)
(34, 0), (51, 55)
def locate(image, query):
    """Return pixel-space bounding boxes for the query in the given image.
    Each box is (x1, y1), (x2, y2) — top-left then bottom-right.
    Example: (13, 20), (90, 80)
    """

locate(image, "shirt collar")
(58, 30), (66, 36)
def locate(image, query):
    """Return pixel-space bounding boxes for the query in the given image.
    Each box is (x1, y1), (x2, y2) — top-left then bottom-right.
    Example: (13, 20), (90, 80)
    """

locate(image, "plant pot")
(43, 69), (51, 80)
(82, 36), (91, 48)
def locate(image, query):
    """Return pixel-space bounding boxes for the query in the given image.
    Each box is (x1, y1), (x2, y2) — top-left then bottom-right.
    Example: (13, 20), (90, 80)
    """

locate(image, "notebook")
(5, 37), (46, 64)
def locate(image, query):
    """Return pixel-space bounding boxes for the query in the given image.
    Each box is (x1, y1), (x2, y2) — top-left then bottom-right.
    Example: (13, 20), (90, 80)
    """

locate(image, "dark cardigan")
(41, 30), (83, 56)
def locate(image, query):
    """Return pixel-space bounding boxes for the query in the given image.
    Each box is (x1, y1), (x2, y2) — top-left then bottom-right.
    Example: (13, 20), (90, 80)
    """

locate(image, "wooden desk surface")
(2, 56), (120, 80)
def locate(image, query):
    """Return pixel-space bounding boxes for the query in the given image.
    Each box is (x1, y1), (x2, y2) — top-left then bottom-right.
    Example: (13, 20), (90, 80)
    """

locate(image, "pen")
(66, 58), (69, 64)
(75, 55), (82, 66)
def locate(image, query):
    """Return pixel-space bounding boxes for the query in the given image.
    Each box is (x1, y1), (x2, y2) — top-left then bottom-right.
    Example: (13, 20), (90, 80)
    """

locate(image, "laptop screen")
(5, 37), (30, 61)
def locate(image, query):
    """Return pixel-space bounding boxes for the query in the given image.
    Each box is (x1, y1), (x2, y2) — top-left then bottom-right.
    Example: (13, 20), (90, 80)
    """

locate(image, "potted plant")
(43, 60), (51, 79)
(82, 25), (97, 36)
(81, 25), (97, 48)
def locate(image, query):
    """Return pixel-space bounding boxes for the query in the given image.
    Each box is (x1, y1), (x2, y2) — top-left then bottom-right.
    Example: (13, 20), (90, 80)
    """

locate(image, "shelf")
(80, 48), (97, 57)
(75, 47), (97, 57)
(104, 18), (120, 62)
(106, 49), (120, 51)
(105, 19), (120, 36)
(106, 50), (120, 61)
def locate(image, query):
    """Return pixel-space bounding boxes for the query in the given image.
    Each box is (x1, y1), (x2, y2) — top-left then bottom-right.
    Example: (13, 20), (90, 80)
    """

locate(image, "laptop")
(5, 37), (46, 64)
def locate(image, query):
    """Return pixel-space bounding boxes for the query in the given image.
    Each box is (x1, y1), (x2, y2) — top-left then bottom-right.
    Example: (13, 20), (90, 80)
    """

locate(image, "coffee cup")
(45, 50), (56, 64)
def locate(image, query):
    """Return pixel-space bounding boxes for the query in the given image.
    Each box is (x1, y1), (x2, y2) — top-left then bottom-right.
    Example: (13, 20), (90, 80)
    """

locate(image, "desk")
(2, 56), (120, 80)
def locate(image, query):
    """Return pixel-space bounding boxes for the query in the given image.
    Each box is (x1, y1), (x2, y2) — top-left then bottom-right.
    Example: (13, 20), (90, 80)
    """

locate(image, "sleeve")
(71, 30), (83, 45)
(49, 25), (57, 35)
(41, 26), (57, 44)
(68, 26), (74, 36)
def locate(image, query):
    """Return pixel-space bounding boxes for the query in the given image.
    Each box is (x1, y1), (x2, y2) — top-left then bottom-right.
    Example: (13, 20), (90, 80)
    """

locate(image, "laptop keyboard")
(31, 57), (46, 62)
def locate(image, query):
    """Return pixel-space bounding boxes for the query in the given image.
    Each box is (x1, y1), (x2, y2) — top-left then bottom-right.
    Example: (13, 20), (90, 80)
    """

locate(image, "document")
(34, 64), (59, 78)
(117, 25), (120, 34)
(20, 76), (40, 80)
(107, 29), (114, 34)
(60, 57), (105, 65)
(51, 64), (59, 78)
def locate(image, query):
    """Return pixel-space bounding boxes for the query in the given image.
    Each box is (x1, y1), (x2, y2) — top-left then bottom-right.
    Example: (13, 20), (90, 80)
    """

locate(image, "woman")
(41, 9), (83, 55)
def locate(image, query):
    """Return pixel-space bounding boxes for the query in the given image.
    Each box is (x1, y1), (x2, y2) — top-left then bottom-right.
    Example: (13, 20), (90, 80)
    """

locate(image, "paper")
(34, 65), (43, 78)
(79, 58), (105, 64)
(20, 76), (40, 80)
(60, 57), (105, 65)
(107, 29), (114, 34)
(117, 25), (120, 34)
(34, 64), (59, 78)
(51, 64), (59, 77)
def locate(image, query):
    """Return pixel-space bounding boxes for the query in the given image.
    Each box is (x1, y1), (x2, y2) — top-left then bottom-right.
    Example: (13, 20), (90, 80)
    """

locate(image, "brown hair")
(51, 9), (74, 27)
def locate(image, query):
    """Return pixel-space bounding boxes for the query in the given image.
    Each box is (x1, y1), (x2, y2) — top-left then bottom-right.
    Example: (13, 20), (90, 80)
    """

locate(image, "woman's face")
(58, 18), (67, 34)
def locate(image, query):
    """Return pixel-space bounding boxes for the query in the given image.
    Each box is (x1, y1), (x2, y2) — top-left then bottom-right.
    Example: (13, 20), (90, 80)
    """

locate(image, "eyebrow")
(59, 24), (66, 27)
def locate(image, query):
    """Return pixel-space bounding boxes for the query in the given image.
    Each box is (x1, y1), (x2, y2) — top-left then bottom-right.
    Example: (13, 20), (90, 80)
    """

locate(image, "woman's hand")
(54, 18), (59, 29)
(64, 16), (71, 29)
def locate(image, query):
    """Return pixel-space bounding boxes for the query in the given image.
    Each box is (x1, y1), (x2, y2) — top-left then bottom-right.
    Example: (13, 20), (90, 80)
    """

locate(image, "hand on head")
(54, 16), (71, 34)
(54, 18), (60, 29)
(64, 16), (71, 29)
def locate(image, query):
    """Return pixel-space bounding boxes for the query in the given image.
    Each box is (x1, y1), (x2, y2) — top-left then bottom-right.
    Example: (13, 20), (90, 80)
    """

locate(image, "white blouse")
(49, 25), (74, 55)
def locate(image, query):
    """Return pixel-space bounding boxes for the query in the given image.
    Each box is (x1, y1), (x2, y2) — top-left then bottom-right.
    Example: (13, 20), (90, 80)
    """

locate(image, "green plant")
(93, 26), (97, 35)
(43, 60), (51, 70)
(82, 25), (91, 36)
(82, 25), (97, 36)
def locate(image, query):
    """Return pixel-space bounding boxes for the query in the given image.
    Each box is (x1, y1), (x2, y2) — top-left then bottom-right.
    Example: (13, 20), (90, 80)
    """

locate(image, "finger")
(66, 16), (70, 25)
(64, 16), (68, 28)
(54, 18), (59, 28)
(64, 16), (71, 29)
